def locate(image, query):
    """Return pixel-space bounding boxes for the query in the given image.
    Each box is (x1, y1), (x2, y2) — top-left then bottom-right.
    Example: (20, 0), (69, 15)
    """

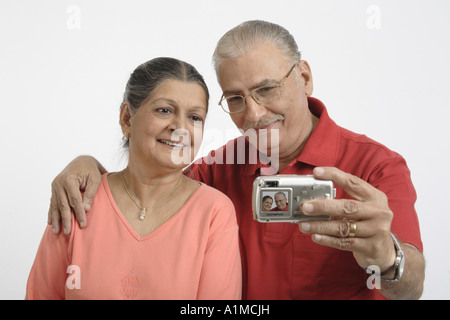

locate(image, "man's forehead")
(217, 44), (290, 93)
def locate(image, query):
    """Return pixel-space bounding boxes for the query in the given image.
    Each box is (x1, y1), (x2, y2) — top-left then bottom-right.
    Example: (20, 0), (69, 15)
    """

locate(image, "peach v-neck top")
(27, 174), (242, 300)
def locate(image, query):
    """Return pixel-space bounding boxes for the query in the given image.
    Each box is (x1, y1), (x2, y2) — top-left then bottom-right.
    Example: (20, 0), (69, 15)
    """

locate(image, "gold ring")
(348, 221), (357, 238)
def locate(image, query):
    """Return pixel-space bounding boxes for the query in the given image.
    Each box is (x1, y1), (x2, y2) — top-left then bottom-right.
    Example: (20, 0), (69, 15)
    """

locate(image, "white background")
(1, 0), (449, 300)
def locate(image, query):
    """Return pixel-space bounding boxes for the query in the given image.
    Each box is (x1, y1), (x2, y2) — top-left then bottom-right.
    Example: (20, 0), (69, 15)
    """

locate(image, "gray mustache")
(243, 114), (284, 131)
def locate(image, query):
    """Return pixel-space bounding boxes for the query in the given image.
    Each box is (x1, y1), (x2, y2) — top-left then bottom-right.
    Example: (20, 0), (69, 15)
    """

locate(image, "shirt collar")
(244, 96), (340, 175)
(296, 97), (340, 168)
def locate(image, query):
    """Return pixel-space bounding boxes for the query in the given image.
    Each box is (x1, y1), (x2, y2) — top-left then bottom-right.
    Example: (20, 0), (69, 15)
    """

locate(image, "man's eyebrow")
(222, 78), (277, 96)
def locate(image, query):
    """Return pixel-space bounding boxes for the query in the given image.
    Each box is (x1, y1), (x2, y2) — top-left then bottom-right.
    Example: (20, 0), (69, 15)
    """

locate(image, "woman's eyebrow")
(151, 98), (206, 112)
(151, 98), (177, 105)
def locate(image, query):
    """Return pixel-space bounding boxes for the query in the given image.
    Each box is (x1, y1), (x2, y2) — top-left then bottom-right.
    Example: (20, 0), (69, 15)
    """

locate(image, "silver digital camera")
(252, 175), (336, 223)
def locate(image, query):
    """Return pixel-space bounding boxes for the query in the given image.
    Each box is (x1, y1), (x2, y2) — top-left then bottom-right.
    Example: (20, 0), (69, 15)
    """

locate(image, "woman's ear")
(120, 102), (133, 139)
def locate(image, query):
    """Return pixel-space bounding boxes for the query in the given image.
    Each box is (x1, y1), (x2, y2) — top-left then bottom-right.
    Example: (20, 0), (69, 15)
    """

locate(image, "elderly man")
(48, 20), (424, 300)
(272, 192), (288, 211)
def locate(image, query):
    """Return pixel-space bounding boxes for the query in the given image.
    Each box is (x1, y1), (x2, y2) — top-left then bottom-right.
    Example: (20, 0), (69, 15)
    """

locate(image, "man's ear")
(298, 60), (313, 97)
(119, 102), (133, 138)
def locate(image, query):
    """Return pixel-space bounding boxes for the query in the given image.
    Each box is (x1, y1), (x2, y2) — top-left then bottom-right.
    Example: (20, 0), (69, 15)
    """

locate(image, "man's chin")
(241, 128), (281, 156)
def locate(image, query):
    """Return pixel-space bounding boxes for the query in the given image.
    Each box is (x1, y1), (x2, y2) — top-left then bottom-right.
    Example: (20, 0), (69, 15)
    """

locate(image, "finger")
(310, 234), (364, 252)
(48, 192), (61, 234)
(81, 173), (102, 212)
(299, 219), (373, 238)
(302, 198), (373, 220)
(64, 177), (87, 228)
(313, 167), (381, 202)
(47, 195), (54, 225)
(53, 182), (73, 235)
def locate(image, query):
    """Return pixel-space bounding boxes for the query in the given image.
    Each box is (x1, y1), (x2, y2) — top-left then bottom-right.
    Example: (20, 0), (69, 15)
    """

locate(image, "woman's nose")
(168, 115), (186, 131)
(168, 117), (190, 141)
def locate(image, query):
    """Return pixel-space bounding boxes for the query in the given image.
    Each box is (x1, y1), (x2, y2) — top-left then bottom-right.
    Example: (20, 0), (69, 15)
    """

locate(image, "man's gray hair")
(274, 192), (287, 199)
(212, 20), (301, 72)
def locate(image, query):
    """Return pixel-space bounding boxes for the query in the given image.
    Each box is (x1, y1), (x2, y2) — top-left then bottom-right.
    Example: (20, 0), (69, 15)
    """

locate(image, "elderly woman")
(26, 57), (242, 300)
(262, 195), (273, 211)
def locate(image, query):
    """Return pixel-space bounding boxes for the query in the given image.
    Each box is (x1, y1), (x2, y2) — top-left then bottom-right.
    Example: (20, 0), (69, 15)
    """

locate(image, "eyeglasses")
(218, 63), (297, 114)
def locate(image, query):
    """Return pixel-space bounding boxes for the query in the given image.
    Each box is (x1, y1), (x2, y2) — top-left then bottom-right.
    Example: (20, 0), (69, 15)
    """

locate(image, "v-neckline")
(102, 173), (203, 241)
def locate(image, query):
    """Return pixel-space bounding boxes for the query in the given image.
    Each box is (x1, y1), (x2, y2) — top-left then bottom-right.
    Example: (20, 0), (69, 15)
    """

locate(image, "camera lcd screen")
(260, 189), (292, 218)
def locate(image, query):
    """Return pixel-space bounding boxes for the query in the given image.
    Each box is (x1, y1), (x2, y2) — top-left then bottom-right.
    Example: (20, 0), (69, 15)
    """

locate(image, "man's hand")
(298, 166), (425, 299)
(299, 167), (396, 271)
(48, 156), (105, 234)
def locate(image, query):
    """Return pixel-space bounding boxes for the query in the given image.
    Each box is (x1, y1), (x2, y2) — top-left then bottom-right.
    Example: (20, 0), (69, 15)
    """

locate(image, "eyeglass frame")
(218, 63), (298, 114)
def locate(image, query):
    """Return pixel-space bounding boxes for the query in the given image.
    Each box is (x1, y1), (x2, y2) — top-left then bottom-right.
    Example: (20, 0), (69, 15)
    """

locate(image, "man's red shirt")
(186, 97), (422, 299)
(271, 204), (288, 211)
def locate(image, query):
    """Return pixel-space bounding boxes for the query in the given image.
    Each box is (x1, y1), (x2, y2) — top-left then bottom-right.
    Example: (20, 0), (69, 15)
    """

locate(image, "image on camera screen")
(261, 190), (290, 213)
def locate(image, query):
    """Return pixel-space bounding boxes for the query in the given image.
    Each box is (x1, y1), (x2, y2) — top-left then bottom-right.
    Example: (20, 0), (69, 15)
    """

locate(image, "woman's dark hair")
(123, 57), (209, 112)
(122, 57), (209, 148)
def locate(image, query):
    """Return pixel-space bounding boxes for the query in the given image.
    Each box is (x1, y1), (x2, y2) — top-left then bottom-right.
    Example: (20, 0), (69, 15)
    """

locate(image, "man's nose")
(244, 96), (267, 122)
